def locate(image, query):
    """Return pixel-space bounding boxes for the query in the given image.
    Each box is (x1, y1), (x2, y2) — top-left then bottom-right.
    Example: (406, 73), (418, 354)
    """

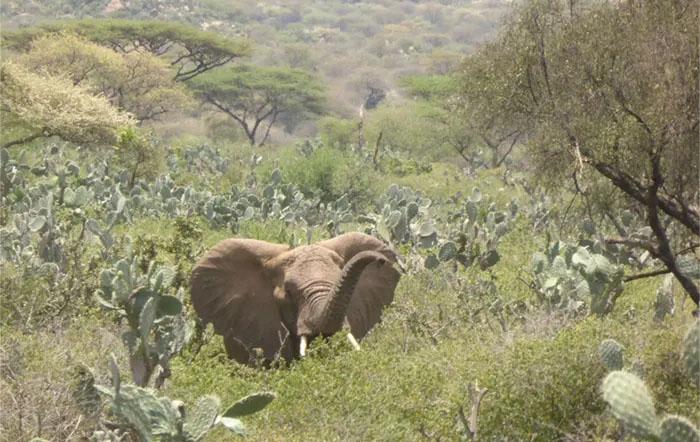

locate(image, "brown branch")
(647, 152), (699, 306)
(623, 268), (671, 282)
(605, 237), (657, 254)
(494, 131), (520, 167)
(258, 111), (279, 147)
(593, 160), (699, 235)
(373, 129), (384, 169)
(2, 132), (45, 149)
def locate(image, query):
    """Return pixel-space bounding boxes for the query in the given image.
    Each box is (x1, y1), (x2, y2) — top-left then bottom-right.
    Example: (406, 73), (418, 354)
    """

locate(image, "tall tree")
(458, 0), (699, 305)
(17, 33), (192, 121)
(2, 19), (251, 81)
(0, 61), (133, 149)
(190, 65), (325, 146)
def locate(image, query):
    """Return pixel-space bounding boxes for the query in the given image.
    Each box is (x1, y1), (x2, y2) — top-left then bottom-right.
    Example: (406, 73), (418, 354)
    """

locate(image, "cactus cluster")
(95, 253), (191, 387)
(95, 355), (275, 441)
(602, 371), (700, 441)
(532, 241), (624, 316)
(361, 185), (516, 272)
(600, 321), (700, 441)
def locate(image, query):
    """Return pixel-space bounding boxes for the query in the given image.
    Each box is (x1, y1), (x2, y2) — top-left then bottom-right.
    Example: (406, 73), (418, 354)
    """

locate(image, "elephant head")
(190, 232), (401, 364)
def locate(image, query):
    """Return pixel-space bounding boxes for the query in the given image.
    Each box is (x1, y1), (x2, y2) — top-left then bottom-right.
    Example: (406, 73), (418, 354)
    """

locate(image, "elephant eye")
(283, 281), (299, 300)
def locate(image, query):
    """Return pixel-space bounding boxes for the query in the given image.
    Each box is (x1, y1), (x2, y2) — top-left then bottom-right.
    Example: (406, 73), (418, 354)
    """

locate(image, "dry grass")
(0, 319), (127, 442)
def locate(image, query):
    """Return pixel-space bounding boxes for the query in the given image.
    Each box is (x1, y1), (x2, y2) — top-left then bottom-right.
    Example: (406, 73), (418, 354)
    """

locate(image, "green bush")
(263, 144), (378, 206)
(318, 116), (358, 149)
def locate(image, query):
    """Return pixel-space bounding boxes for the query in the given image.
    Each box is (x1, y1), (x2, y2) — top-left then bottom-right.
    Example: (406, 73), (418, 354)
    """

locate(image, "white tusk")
(299, 335), (308, 357)
(347, 333), (361, 351)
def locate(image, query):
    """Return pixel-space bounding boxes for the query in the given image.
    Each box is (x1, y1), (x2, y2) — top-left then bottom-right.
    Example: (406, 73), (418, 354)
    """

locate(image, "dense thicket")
(458, 0), (700, 305)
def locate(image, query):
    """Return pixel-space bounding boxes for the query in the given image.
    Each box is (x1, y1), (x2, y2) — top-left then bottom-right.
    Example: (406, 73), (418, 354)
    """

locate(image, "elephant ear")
(190, 239), (292, 364)
(318, 232), (401, 339)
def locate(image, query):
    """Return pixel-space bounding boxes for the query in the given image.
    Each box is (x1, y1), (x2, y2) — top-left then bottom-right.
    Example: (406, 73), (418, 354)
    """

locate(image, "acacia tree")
(402, 73), (521, 169)
(18, 33), (192, 121)
(0, 61), (133, 149)
(190, 65), (325, 146)
(458, 0), (699, 305)
(2, 19), (251, 82)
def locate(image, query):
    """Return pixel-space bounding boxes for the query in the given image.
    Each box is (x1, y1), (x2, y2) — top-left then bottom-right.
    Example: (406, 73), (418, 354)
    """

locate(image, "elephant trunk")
(317, 250), (387, 335)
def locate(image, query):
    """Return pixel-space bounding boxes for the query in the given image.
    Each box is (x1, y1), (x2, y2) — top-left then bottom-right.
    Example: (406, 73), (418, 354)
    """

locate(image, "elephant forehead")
(292, 245), (343, 266)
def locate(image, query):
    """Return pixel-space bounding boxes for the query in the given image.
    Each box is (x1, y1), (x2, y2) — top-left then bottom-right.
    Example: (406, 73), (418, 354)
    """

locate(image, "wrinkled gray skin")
(190, 232), (400, 365)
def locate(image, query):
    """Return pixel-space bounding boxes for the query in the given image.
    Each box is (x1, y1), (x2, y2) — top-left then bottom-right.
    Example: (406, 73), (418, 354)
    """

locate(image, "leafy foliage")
(457, 0), (700, 304)
(0, 61), (133, 147)
(18, 32), (192, 121)
(190, 64), (325, 145)
(2, 19), (251, 81)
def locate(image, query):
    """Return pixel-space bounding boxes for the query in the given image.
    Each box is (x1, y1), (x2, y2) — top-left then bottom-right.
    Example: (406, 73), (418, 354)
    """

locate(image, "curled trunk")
(318, 250), (387, 334)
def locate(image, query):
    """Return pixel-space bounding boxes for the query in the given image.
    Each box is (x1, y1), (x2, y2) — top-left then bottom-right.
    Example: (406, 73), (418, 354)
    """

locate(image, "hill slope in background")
(1, 0), (511, 116)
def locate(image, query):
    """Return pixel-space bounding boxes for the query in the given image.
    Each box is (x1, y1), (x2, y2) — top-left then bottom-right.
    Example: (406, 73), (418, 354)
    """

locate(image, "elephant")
(190, 232), (401, 365)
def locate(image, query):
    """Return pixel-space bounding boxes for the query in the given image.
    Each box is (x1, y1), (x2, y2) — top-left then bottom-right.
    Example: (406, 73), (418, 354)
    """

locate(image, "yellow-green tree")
(0, 62), (133, 148)
(2, 19), (251, 82)
(18, 33), (192, 121)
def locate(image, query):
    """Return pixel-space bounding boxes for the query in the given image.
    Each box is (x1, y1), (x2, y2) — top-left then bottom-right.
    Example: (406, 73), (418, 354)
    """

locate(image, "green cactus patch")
(682, 319), (700, 388)
(660, 415), (700, 442)
(601, 371), (658, 439)
(599, 339), (625, 371)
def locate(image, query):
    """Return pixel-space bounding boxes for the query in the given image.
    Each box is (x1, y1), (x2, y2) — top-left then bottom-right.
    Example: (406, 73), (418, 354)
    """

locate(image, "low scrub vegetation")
(0, 0), (698, 441)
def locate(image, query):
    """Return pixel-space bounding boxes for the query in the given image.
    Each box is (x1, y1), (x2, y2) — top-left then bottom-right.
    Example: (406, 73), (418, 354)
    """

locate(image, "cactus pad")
(599, 339), (625, 371)
(682, 320), (700, 388)
(223, 391), (276, 418)
(660, 415), (700, 442)
(601, 371), (658, 439)
(184, 395), (221, 442)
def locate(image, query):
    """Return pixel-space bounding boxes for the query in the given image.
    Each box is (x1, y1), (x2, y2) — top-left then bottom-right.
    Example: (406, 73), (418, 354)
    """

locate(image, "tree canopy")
(457, 0), (699, 304)
(0, 61), (133, 148)
(190, 65), (325, 146)
(17, 33), (192, 121)
(2, 19), (251, 81)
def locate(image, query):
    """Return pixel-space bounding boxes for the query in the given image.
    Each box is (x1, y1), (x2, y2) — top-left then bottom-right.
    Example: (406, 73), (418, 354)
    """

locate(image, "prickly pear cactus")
(96, 355), (275, 441)
(654, 274), (675, 322)
(223, 391), (277, 418)
(660, 415), (700, 442)
(682, 319), (700, 388)
(183, 395), (221, 442)
(598, 339), (624, 371)
(601, 371), (658, 439)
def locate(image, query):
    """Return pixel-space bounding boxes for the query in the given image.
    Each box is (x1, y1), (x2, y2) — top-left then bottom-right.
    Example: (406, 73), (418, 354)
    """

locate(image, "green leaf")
(95, 290), (119, 310)
(601, 371), (658, 439)
(108, 353), (121, 395)
(543, 277), (559, 290)
(222, 392), (276, 418)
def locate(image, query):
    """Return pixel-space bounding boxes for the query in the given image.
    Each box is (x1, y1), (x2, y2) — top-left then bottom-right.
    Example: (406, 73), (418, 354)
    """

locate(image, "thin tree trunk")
(258, 112), (278, 147)
(647, 152), (699, 306)
(372, 130), (383, 169)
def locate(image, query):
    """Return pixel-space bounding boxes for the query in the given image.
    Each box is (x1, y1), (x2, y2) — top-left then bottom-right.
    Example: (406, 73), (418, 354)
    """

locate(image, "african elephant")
(190, 232), (401, 365)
